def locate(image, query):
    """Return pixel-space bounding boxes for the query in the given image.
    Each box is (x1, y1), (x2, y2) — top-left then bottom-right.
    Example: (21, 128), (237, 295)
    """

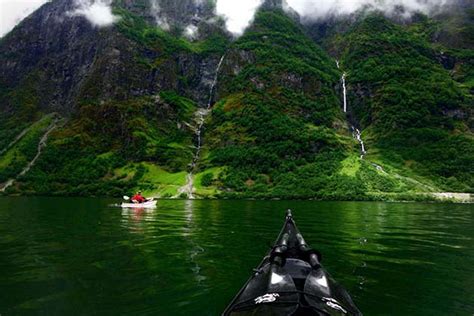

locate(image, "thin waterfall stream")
(177, 55), (226, 199)
(0, 125), (34, 157)
(342, 73), (347, 113)
(336, 60), (366, 159)
(0, 117), (60, 192)
(352, 127), (367, 159)
(335, 64), (431, 180)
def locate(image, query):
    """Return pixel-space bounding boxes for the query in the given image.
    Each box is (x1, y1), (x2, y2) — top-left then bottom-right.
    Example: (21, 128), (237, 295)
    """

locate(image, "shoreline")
(1, 192), (472, 204)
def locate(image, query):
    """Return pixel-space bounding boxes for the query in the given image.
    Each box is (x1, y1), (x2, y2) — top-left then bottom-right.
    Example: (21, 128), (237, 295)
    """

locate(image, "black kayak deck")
(223, 210), (362, 315)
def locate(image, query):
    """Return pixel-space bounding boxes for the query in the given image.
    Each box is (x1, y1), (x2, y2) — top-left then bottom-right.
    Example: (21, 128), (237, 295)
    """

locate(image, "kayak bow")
(223, 210), (362, 315)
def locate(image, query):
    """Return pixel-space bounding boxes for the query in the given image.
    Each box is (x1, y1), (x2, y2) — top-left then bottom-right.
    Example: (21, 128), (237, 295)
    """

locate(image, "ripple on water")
(0, 199), (473, 315)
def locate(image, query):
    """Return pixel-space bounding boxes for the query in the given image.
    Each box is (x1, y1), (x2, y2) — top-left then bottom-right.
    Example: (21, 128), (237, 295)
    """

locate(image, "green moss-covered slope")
(201, 11), (363, 199)
(0, 4), (472, 200)
(335, 15), (473, 192)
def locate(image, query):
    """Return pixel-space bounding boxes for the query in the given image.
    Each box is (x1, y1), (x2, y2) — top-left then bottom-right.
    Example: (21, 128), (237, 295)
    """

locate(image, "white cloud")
(148, 0), (263, 37)
(286, 0), (449, 20)
(214, 0), (449, 36)
(0, 0), (453, 39)
(184, 24), (198, 40)
(0, 0), (50, 37)
(150, 0), (170, 30)
(215, 0), (264, 36)
(69, 0), (118, 27)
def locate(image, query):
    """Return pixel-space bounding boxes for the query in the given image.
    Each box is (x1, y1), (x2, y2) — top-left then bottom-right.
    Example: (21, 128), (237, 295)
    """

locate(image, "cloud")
(215, 0), (264, 36)
(184, 24), (198, 40)
(69, 0), (118, 27)
(148, 0), (263, 37)
(149, 0), (170, 30)
(285, 0), (449, 21)
(0, 0), (452, 39)
(0, 0), (50, 37)
(213, 0), (449, 36)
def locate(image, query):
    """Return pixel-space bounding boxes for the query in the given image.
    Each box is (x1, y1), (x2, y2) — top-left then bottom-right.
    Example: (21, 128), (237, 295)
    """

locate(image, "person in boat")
(131, 191), (146, 204)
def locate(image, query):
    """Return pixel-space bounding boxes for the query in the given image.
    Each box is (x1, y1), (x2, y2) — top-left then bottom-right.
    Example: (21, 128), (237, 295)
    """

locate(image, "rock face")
(0, 0), (101, 114)
(117, 0), (222, 40)
(0, 0), (230, 117)
(262, 0), (284, 9)
(0, 0), (472, 198)
(119, 0), (215, 25)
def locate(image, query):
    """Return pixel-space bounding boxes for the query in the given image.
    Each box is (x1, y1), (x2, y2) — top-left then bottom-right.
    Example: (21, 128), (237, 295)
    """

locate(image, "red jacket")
(132, 194), (146, 203)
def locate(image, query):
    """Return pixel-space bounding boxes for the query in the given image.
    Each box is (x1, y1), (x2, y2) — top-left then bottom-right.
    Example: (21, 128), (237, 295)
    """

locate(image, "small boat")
(120, 199), (157, 208)
(223, 210), (362, 315)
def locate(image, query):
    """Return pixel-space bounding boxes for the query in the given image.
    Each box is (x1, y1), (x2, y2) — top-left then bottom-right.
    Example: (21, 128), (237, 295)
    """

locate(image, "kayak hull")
(223, 210), (361, 315)
(121, 200), (157, 208)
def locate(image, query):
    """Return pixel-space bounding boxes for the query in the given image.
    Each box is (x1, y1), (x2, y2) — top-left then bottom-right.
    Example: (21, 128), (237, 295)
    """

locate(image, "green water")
(0, 198), (472, 315)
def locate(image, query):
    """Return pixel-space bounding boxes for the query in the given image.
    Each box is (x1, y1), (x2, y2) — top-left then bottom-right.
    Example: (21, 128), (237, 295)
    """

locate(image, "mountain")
(0, 0), (472, 201)
(333, 14), (472, 191)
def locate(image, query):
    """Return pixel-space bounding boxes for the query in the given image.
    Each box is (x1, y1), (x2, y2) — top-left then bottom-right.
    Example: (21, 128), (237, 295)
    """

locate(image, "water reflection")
(121, 207), (157, 234)
(184, 199), (194, 224)
(0, 198), (472, 315)
(182, 199), (207, 285)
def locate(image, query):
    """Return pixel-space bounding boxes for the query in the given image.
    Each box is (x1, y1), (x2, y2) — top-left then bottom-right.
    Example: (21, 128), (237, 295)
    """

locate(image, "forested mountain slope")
(0, 0), (472, 200)
(331, 15), (473, 193)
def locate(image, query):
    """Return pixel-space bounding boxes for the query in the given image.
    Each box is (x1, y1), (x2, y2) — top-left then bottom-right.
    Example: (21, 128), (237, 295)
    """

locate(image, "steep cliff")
(0, 0), (472, 199)
(327, 14), (473, 192)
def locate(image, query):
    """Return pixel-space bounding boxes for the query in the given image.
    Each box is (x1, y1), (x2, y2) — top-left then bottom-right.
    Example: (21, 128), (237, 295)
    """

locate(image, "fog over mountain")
(0, 0), (472, 199)
(67, 0), (118, 27)
(216, 0), (453, 34)
(1, 0), (459, 38)
(286, 0), (450, 20)
(130, 0), (456, 35)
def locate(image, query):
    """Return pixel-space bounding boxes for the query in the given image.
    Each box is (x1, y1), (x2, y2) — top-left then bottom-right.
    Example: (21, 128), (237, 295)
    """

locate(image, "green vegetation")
(203, 10), (356, 199)
(0, 115), (54, 184)
(0, 7), (471, 200)
(200, 173), (214, 187)
(115, 8), (193, 55)
(336, 15), (474, 192)
(114, 8), (229, 57)
(193, 167), (225, 197)
(115, 163), (187, 198)
(10, 94), (197, 196)
(0, 71), (46, 150)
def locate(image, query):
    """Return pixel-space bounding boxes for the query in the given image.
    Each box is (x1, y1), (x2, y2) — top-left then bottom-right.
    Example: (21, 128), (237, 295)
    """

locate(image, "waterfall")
(336, 59), (366, 159)
(336, 60), (347, 113)
(0, 125), (34, 156)
(178, 55), (226, 199)
(352, 127), (367, 159)
(370, 162), (386, 174)
(193, 54), (225, 165)
(342, 73), (347, 113)
(207, 55), (225, 109)
(0, 118), (59, 192)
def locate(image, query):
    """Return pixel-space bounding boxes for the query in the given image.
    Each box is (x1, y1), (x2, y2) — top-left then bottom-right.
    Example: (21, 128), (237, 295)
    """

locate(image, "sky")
(0, 0), (116, 37)
(0, 0), (50, 37)
(0, 0), (450, 38)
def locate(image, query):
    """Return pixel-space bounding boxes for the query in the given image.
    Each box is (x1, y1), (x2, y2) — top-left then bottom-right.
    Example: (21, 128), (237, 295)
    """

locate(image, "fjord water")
(0, 198), (472, 315)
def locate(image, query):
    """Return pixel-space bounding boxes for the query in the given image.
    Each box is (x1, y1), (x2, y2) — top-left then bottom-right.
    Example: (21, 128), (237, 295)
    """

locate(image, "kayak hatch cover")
(222, 210), (362, 316)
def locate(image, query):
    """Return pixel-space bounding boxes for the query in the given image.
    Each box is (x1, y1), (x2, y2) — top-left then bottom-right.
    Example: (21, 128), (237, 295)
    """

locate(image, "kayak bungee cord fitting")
(223, 210), (362, 315)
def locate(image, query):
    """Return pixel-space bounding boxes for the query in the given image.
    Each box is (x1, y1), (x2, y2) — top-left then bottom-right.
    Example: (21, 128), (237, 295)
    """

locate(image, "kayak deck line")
(223, 210), (362, 315)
